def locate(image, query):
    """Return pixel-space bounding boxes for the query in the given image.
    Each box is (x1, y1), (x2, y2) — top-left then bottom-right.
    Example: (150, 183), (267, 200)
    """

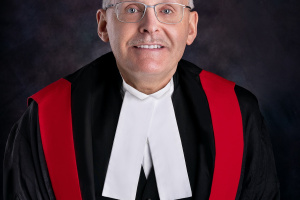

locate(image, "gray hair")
(102, 0), (195, 9)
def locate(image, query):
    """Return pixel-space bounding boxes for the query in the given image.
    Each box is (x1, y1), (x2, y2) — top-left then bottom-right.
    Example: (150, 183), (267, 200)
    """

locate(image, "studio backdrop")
(1, 0), (299, 199)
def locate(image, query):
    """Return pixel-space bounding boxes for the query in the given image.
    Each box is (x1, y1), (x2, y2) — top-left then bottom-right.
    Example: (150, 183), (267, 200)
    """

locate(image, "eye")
(127, 7), (138, 13)
(161, 9), (173, 14)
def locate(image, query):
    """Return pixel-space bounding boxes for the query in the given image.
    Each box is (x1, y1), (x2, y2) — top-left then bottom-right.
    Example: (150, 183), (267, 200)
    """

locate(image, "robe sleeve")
(235, 86), (280, 200)
(3, 101), (55, 200)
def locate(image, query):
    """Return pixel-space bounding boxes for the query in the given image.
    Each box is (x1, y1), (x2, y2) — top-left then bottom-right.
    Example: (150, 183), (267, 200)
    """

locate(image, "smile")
(135, 45), (163, 49)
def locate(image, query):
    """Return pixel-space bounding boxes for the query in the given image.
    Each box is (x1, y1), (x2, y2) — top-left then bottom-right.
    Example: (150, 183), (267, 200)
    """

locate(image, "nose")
(138, 7), (160, 34)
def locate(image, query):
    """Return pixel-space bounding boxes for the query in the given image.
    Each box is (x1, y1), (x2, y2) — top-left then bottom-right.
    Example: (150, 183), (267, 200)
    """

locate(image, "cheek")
(170, 28), (188, 52)
(108, 25), (135, 53)
(169, 24), (189, 45)
(164, 26), (189, 64)
(107, 27), (125, 55)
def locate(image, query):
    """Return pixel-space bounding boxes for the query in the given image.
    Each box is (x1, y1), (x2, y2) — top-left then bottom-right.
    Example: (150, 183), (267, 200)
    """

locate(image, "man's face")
(97, 0), (198, 86)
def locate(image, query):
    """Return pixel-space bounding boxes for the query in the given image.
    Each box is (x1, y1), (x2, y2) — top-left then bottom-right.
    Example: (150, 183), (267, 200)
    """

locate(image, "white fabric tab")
(102, 78), (192, 200)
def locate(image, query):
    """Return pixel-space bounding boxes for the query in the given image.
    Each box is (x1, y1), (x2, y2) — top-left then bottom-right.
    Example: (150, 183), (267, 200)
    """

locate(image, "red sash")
(200, 70), (244, 200)
(30, 70), (243, 200)
(29, 78), (82, 200)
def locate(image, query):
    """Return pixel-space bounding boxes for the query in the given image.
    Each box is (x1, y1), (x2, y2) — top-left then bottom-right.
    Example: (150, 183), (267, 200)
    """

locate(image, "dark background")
(1, 0), (299, 199)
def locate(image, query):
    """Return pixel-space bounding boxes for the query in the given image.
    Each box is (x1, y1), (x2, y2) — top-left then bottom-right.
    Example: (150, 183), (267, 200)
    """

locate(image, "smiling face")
(97, 0), (198, 93)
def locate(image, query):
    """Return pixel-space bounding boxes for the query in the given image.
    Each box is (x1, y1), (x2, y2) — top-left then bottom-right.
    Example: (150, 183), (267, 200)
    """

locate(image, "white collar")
(102, 78), (192, 200)
(122, 78), (173, 100)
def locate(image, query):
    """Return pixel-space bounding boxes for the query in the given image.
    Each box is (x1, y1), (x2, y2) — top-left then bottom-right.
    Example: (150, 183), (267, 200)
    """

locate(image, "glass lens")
(116, 2), (145, 23)
(156, 3), (184, 24)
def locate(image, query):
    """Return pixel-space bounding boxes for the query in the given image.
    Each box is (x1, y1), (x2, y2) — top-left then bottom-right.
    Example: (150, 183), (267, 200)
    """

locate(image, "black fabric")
(3, 102), (55, 200)
(234, 86), (280, 199)
(3, 52), (280, 200)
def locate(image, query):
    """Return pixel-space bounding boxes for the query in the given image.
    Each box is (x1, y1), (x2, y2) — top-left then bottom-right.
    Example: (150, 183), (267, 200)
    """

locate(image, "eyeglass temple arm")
(104, 4), (115, 10)
(185, 6), (192, 10)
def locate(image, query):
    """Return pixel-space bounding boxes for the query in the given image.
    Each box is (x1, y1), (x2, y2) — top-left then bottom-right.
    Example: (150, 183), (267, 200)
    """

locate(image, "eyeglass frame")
(104, 1), (192, 25)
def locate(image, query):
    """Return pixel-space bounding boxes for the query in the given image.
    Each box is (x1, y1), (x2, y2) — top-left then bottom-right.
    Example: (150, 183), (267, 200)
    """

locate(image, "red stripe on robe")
(29, 78), (82, 200)
(200, 70), (244, 200)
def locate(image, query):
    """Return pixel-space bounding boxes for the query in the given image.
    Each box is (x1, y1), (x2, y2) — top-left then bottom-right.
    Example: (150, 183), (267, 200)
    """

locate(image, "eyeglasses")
(105, 1), (192, 24)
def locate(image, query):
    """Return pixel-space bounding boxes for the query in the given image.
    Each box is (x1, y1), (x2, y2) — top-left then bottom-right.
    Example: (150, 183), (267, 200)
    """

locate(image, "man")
(3, 0), (280, 199)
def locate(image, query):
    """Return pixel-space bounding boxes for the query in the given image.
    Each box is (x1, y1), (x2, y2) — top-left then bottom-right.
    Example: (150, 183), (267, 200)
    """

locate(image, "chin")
(133, 62), (167, 75)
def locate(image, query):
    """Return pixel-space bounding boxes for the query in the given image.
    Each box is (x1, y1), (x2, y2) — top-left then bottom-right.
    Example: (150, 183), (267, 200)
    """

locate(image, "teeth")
(137, 45), (162, 49)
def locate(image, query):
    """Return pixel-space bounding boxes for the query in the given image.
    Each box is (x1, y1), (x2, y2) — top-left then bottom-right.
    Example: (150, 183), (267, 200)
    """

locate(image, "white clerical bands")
(102, 78), (192, 200)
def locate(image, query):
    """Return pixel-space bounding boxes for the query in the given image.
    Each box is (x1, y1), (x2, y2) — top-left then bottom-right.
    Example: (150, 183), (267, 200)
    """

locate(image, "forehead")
(112, 0), (188, 4)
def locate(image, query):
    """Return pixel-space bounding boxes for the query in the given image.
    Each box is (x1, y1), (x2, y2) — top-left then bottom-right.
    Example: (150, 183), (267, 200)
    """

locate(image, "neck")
(119, 69), (176, 95)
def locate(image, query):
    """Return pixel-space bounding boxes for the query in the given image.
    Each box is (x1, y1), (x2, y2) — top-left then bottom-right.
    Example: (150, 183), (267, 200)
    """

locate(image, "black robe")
(3, 52), (280, 200)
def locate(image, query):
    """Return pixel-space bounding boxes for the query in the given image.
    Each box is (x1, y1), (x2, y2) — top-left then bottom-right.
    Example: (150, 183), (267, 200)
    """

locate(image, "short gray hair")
(102, 0), (195, 9)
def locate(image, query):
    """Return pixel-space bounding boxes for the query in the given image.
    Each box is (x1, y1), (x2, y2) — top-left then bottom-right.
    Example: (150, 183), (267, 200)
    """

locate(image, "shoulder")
(235, 85), (260, 111)
(178, 59), (234, 87)
(28, 78), (71, 105)
(64, 51), (117, 84)
(178, 58), (259, 109)
(177, 58), (202, 78)
(235, 85), (263, 127)
(28, 52), (117, 105)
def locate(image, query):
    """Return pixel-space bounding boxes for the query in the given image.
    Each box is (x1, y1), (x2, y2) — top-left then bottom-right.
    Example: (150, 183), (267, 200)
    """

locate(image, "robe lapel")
(65, 53), (124, 200)
(69, 77), (95, 200)
(173, 61), (215, 199)
(91, 66), (123, 199)
(66, 66), (98, 199)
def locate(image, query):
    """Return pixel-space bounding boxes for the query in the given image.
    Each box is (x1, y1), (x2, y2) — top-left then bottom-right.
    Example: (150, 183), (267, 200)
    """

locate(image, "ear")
(186, 11), (198, 45)
(96, 9), (109, 42)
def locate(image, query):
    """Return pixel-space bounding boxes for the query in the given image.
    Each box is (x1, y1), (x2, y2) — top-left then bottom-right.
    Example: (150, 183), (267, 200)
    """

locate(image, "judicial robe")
(3, 52), (280, 200)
